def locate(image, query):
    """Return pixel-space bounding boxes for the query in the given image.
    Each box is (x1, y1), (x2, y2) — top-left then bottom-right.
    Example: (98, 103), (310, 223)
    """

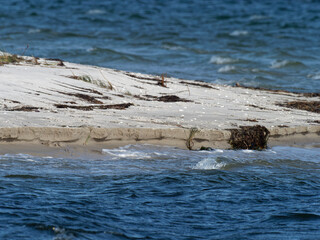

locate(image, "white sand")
(0, 53), (319, 152)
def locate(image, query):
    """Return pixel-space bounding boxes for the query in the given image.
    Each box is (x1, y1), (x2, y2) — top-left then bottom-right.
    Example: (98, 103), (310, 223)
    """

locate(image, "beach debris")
(235, 82), (320, 98)
(229, 125), (270, 150)
(180, 80), (217, 89)
(199, 146), (214, 151)
(45, 58), (65, 66)
(277, 101), (320, 113)
(54, 103), (133, 111)
(244, 118), (259, 122)
(186, 127), (200, 150)
(7, 106), (43, 112)
(157, 95), (192, 102)
(0, 53), (23, 66)
(158, 74), (167, 87)
(56, 91), (103, 104)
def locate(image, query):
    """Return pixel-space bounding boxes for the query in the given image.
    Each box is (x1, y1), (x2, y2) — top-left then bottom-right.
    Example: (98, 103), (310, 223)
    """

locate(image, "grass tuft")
(0, 54), (23, 66)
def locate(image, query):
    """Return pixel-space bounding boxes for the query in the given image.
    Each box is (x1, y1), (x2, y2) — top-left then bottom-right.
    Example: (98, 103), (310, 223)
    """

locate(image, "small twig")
(22, 44), (29, 56)
(186, 127), (200, 150)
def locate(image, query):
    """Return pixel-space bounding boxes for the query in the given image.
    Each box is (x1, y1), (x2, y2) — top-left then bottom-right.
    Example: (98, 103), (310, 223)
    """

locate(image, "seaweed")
(277, 101), (320, 113)
(235, 82), (320, 98)
(54, 103), (133, 111)
(157, 95), (192, 102)
(229, 125), (270, 150)
(7, 106), (42, 112)
(180, 81), (217, 89)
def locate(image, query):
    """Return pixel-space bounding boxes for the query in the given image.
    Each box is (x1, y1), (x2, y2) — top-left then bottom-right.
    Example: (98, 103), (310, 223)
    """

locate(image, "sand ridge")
(0, 53), (319, 152)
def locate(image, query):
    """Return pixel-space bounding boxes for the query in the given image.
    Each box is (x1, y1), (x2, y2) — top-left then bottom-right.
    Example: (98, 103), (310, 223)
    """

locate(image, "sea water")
(1, 145), (320, 239)
(1, 0), (320, 92)
(1, 1), (320, 239)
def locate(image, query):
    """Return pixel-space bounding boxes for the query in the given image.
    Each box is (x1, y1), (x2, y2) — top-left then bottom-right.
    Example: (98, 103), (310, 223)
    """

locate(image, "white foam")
(162, 44), (184, 51)
(102, 148), (152, 159)
(210, 56), (237, 64)
(230, 30), (248, 37)
(307, 73), (320, 80)
(218, 65), (236, 73)
(87, 9), (106, 15)
(193, 158), (226, 170)
(28, 28), (41, 34)
(270, 60), (290, 69)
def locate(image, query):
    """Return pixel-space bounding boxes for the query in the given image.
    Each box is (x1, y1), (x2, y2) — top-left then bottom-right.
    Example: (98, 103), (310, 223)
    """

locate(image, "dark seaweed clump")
(229, 125), (270, 150)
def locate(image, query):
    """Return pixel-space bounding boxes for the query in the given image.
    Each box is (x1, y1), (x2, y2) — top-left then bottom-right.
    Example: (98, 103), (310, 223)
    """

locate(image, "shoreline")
(0, 52), (319, 155)
(0, 126), (319, 157)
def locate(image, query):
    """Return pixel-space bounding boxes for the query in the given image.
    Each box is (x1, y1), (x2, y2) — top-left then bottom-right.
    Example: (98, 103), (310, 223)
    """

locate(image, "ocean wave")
(209, 56), (238, 64)
(249, 15), (267, 20)
(307, 73), (320, 80)
(193, 157), (227, 170)
(218, 65), (236, 73)
(229, 30), (249, 37)
(270, 60), (305, 69)
(162, 44), (185, 51)
(28, 28), (41, 34)
(87, 9), (106, 15)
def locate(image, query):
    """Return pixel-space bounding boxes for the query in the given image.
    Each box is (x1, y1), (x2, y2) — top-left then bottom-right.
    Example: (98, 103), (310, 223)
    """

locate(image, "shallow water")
(1, 0), (320, 92)
(1, 145), (320, 239)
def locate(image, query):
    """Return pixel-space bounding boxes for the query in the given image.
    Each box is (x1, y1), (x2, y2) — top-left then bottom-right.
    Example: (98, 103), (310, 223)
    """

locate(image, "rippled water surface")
(1, 145), (320, 239)
(1, 0), (320, 92)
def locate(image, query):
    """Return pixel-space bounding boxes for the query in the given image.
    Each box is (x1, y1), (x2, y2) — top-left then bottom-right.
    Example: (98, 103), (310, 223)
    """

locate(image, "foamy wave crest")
(28, 28), (41, 34)
(270, 60), (305, 69)
(87, 9), (106, 15)
(249, 15), (267, 20)
(307, 73), (320, 80)
(162, 44), (185, 51)
(230, 30), (248, 36)
(193, 157), (226, 170)
(210, 56), (237, 64)
(102, 145), (170, 160)
(218, 65), (236, 73)
(102, 148), (152, 159)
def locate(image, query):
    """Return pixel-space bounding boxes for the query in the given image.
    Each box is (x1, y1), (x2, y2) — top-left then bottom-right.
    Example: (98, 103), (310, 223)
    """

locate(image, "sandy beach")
(0, 53), (319, 155)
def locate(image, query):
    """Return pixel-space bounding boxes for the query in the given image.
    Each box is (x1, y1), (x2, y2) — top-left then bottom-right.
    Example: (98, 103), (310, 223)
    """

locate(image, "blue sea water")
(1, 1), (320, 239)
(1, 145), (320, 240)
(1, 0), (320, 92)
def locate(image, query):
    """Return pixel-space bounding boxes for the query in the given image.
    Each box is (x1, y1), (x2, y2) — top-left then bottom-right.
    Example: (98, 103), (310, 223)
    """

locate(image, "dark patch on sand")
(235, 83), (320, 98)
(229, 125), (270, 150)
(54, 103), (133, 111)
(56, 91), (103, 104)
(277, 101), (320, 113)
(157, 95), (192, 102)
(180, 81), (218, 89)
(7, 106), (42, 112)
(45, 58), (65, 66)
(130, 94), (192, 102)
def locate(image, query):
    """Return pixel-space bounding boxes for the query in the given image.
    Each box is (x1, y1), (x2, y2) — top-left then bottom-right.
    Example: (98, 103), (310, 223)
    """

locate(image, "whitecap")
(270, 60), (290, 69)
(209, 56), (237, 64)
(102, 148), (152, 159)
(28, 28), (41, 34)
(193, 158), (226, 170)
(218, 65), (236, 73)
(270, 60), (304, 69)
(307, 73), (320, 80)
(87, 9), (106, 15)
(162, 44), (184, 51)
(230, 30), (248, 37)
